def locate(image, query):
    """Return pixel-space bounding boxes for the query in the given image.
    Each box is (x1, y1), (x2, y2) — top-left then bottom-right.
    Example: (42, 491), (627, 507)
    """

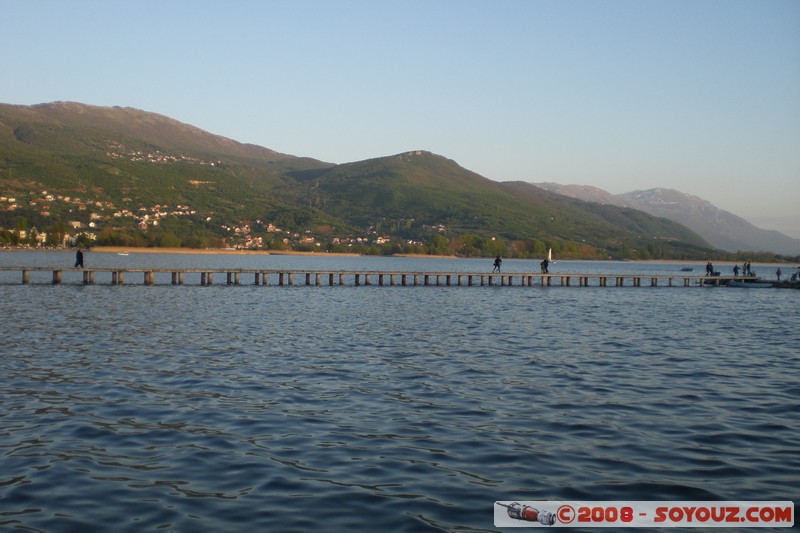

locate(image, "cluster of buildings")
(1, 190), (200, 246)
(105, 143), (222, 167)
(1, 190), (422, 250)
(3, 142), (439, 250)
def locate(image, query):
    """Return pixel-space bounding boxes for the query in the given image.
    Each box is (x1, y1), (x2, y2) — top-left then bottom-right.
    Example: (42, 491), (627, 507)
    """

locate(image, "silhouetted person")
(492, 256), (502, 273)
(776, 267), (782, 281)
(74, 249), (84, 268)
(733, 265), (740, 276)
(706, 262), (714, 276)
(540, 258), (549, 274)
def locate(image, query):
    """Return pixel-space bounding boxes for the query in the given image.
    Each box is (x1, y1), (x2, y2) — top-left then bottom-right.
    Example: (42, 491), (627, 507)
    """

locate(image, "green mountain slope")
(0, 101), (714, 258)
(0, 102), (342, 247)
(2, 101), (326, 167)
(288, 151), (712, 256)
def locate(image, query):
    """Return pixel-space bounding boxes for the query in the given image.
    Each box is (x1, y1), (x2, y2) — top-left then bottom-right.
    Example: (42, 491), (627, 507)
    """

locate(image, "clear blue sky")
(3, 0), (799, 237)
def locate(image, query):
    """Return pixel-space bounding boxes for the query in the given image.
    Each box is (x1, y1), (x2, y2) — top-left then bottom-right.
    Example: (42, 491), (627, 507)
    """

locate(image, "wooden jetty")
(0, 266), (786, 288)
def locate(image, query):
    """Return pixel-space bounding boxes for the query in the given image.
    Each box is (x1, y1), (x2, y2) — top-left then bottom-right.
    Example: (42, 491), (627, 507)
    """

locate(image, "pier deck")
(0, 266), (789, 288)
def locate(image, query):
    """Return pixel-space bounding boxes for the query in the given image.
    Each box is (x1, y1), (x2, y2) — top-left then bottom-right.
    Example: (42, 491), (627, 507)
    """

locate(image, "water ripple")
(1, 273), (798, 530)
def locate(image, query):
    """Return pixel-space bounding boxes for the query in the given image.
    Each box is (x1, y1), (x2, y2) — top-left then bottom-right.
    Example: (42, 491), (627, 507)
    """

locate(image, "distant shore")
(1, 246), (451, 258)
(1, 246), (793, 264)
(89, 248), (458, 259)
(90, 246), (362, 257)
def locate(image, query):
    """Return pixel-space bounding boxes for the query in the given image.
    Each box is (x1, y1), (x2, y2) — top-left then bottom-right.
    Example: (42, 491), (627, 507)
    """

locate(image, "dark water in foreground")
(1, 253), (798, 531)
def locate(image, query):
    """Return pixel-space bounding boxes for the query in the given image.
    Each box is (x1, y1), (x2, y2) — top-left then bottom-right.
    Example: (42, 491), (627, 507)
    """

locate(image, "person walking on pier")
(733, 264), (740, 276)
(705, 261), (714, 276)
(74, 249), (84, 268)
(540, 258), (549, 274)
(776, 267), (782, 281)
(492, 256), (502, 273)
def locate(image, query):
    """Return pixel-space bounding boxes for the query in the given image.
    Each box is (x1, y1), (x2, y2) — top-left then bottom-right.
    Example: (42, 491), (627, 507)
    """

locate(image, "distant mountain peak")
(624, 188), (705, 206)
(399, 150), (431, 157)
(2, 101), (309, 163)
(535, 182), (800, 255)
(533, 182), (634, 207)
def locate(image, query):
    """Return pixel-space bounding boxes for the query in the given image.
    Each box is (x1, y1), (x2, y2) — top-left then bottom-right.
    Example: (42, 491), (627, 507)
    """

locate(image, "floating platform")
(1, 267), (797, 288)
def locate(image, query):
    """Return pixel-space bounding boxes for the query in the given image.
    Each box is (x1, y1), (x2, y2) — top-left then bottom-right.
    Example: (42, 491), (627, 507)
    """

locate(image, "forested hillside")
(1, 102), (717, 259)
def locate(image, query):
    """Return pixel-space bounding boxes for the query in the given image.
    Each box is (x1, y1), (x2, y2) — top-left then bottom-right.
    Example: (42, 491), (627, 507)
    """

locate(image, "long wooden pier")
(0, 266), (772, 287)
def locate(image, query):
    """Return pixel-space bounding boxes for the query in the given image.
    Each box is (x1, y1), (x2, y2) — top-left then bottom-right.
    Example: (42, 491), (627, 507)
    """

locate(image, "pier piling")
(1, 267), (786, 289)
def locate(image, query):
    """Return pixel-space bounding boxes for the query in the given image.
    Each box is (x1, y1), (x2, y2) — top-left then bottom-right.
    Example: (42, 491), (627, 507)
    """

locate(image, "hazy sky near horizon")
(2, 0), (799, 237)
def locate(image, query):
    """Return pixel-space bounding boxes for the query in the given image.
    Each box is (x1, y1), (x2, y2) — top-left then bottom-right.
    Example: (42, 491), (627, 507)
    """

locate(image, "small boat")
(680, 267), (693, 272)
(117, 252), (129, 256)
(729, 279), (773, 288)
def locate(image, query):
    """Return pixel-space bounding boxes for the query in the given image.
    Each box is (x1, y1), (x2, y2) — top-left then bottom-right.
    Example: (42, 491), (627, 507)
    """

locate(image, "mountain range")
(0, 101), (794, 259)
(534, 183), (800, 256)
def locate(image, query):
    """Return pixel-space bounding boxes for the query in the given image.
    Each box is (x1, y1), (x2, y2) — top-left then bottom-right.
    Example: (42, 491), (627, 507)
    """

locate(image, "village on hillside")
(0, 189), (418, 252)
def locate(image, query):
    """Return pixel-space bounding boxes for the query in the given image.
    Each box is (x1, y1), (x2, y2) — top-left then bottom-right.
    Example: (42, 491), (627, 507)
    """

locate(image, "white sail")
(547, 248), (553, 262)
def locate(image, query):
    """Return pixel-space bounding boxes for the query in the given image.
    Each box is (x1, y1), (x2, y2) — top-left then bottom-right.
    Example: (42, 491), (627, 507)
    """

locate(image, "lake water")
(1, 251), (798, 531)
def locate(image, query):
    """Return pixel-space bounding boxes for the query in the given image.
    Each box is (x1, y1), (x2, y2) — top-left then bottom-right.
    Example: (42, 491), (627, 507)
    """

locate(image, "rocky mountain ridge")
(534, 183), (799, 256)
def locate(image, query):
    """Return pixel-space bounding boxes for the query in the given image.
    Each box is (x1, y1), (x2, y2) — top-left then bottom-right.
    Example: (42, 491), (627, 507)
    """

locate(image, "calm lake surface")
(1, 251), (798, 531)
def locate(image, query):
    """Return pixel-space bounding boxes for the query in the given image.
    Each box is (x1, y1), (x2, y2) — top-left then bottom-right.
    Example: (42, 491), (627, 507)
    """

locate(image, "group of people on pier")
(69, 249), (796, 284)
(492, 257), (791, 283)
(492, 256), (549, 274)
(731, 261), (754, 277)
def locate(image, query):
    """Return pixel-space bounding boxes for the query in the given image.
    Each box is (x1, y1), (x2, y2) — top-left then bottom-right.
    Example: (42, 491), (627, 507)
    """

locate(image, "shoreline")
(91, 246), (362, 257)
(2, 247), (795, 264)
